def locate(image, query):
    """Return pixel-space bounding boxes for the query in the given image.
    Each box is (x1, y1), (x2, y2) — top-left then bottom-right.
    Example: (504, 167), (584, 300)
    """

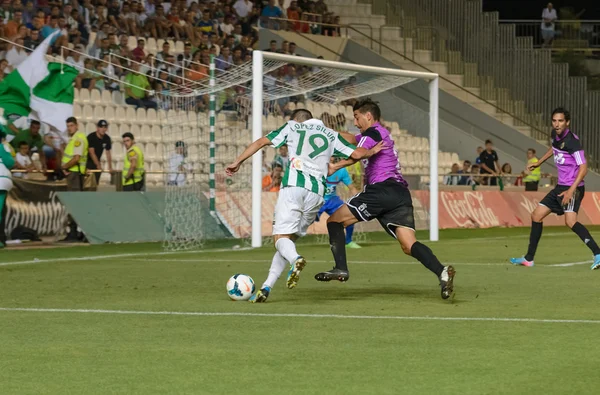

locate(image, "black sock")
(571, 222), (600, 255)
(525, 221), (543, 261)
(328, 222), (348, 271)
(410, 242), (444, 277)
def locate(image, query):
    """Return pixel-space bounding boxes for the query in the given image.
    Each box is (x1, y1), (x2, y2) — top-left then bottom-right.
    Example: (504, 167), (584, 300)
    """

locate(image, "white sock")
(263, 252), (287, 289)
(275, 238), (300, 264)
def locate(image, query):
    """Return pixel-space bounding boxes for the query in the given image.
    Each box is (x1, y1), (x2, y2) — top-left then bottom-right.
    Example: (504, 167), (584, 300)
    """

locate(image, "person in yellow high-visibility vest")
(61, 117), (88, 192)
(122, 132), (145, 191)
(523, 148), (541, 191)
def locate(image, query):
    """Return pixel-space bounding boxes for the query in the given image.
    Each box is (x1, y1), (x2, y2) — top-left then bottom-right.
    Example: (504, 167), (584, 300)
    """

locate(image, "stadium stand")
(0, 0), (465, 186)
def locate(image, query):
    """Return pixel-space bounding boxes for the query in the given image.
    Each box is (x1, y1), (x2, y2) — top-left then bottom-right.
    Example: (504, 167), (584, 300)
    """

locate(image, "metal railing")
(499, 20), (600, 49)
(259, 16), (546, 139)
(358, 0), (600, 170)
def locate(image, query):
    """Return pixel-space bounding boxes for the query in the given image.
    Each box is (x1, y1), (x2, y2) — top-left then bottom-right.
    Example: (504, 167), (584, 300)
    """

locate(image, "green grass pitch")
(1, 227), (600, 394)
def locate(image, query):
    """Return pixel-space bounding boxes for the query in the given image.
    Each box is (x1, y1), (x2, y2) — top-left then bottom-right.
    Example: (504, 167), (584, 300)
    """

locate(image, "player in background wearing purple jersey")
(314, 99), (456, 300)
(511, 108), (600, 270)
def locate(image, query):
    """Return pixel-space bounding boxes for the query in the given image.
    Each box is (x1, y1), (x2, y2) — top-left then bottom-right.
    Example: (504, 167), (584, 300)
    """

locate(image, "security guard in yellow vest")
(61, 117), (88, 191)
(122, 132), (145, 191)
(523, 148), (541, 191)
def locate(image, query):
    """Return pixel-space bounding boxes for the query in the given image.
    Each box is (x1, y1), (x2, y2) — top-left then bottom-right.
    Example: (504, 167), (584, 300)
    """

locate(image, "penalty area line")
(0, 307), (599, 325)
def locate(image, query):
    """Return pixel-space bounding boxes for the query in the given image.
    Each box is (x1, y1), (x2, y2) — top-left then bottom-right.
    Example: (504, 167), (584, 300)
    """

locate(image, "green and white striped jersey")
(266, 119), (356, 197)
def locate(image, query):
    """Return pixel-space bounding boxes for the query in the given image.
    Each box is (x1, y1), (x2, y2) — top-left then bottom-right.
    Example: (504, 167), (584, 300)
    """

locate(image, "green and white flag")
(0, 30), (78, 133)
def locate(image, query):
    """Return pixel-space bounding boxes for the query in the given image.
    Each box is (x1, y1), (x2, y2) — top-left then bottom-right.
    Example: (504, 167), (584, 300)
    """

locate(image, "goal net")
(157, 51), (437, 250)
(159, 51), (439, 250)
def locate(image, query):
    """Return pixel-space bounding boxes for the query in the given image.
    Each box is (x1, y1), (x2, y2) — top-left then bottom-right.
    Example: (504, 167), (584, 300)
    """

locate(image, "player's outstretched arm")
(328, 142), (385, 175)
(337, 131), (358, 145)
(226, 137), (272, 176)
(528, 146), (553, 171)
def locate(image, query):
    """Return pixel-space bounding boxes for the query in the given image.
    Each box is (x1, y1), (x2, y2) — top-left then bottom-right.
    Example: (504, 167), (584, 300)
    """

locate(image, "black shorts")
(347, 179), (415, 237)
(540, 185), (585, 215)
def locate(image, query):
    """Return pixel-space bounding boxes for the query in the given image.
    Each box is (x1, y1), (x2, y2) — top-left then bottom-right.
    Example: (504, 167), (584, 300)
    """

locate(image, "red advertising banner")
(215, 190), (600, 238)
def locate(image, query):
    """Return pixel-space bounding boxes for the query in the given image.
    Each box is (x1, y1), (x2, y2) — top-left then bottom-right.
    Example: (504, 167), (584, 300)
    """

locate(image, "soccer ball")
(226, 274), (255, 301)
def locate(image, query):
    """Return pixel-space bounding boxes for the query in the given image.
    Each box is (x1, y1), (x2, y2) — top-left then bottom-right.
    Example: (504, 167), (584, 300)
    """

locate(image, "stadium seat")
(93, 105), (105, 121)
(139, 125), (152, 142)
(150, 125), (162, 144)
(112, 91), (125, 106)
(125, 106), (137, 123)
(296, 102), (305, 109)
(79, 89), (90, 103)
(102, 90), (116, 107)
(174, 41), (184, 53)
(90, 89), (102, 105)
(115, 107), (127, 125)
(129, 124), (141, 142)
(127, 36), (137, 50)
(85, 122), (95, 134)
(103, 106), (116, 124)
(82, 105), (94, 121)
(73, 104), (82, 118)
(74, 88), (80, 103)
(144, 108), (157, 126)
(146, 38), (157, 54)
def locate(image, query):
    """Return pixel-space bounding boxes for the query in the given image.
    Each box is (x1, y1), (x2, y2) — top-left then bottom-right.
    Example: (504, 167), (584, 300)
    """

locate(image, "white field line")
(121, 258), (592, 268)
(0, 231), (582, 268)
(0, 307), (598, 325)
(0, 247), (252, 267)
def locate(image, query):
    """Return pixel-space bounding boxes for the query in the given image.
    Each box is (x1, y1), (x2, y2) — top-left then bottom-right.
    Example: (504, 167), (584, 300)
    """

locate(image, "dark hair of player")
(551, 107), (571, 122)
(527, 148), (536, 155)
(485, 139), (492, 145)
(353, 98), (381, 121)
(290, 109), (313, 122)
(30, 120), (40, 126)
(19, 141), (28, 147)
(66, 116), (77, 124)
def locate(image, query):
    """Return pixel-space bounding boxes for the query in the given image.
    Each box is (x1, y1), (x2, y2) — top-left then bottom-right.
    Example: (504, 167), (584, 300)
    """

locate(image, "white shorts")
(273, 187), (324, 237)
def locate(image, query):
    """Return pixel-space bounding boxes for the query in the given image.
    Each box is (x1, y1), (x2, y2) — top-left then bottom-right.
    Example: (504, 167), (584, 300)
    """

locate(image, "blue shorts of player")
(316, 195), (354, 244)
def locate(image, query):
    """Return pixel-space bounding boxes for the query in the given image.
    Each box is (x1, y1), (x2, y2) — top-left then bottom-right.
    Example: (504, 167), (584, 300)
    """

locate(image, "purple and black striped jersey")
(551, 129), (586, 186)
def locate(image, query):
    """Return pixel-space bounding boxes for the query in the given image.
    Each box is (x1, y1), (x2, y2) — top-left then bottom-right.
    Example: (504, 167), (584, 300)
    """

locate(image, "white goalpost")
(251, 51), (440, 248)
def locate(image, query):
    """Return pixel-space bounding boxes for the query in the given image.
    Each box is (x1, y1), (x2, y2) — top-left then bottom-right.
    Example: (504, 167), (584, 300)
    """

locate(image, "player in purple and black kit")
(511, 108), (600, 269)
(314, 99), (456, 299)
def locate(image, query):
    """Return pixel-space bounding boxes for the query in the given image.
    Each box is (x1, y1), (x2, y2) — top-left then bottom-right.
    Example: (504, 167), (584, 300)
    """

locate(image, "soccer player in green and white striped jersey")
(226, 109), (383, 302)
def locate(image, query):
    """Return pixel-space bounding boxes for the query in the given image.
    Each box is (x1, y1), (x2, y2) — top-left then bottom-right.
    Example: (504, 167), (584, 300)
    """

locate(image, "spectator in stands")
(278, 40), (289, 54)
(273, 143), (289, 171)
(5, 10), (22, 38)
(475, 146), (483, 164)
(13, 142), (36, 179)
(443, 163), (460, 186)
(234, 0), (254, 20)
(5, 38), (27, 68)
(156, 41), (171, 63)
(457, 160), (471, 185)
(10, 120), (46, 171)
(262, 0), (284, 27)
(132, 39), (145, 62)
(168, 141), (192, 187)
(288, 42), (298, 56)
(522, 148), (541, 191)
(315, 0), (329, 15)
(216, 46), (233, 71)
(177, 42), (193, 70)
(288, 1), (301, 31)
(66, 45), (85, 73)
(77, 58), (98, 91)
(220, 14), (235, 37)
(23, 28), (40, 52)
(262, 162), (283, 192)
(124, 62), (158, 109)
(541, 3), (557, 48)
(197, 10), (215, 34)
(501, 163), (513, 186)
(479, 139), (500, 186)
(469, 164), (482, 186)
(87, 120), (112, 185)
(266, 39), (278, 52)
